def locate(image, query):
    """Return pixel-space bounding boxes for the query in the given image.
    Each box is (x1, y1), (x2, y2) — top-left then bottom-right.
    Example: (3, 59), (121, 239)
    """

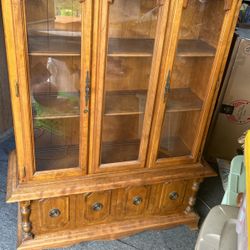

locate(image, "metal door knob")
(133, 196), (143, 205)
(49, 208), (61, 218)
(169, 191), (179, 200)
(92, 202), (103, 211)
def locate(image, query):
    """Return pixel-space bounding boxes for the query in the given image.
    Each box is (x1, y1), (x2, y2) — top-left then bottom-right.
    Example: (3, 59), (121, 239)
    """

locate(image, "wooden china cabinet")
(2, 0), (241, 249)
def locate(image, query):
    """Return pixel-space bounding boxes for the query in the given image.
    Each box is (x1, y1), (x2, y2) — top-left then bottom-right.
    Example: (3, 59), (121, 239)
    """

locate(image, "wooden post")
(20, 201), (34, 241)
(185, 179), (203, 214)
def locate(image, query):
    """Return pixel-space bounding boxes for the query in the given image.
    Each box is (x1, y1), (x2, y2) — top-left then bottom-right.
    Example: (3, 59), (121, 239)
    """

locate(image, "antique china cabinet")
(2, 0), (241, 249)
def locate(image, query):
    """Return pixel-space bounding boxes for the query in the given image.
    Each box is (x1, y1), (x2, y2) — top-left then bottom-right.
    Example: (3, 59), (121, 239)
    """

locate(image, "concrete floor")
(0, 133), (224, 250)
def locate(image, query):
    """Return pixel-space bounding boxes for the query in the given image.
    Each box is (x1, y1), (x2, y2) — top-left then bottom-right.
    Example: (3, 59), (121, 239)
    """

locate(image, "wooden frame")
(1, 0), (242, 248)
(2, 0), (92, 181)
(7, 151), (216, 202)
(147, 0), (242, 169)
(89, 0), (172, 173)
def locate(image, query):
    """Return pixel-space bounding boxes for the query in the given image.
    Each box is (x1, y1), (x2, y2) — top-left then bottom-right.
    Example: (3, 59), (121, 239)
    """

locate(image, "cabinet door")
(11, 0), (92, 180)
(90, 0), (171, 172)
(147, 0), (240, 167)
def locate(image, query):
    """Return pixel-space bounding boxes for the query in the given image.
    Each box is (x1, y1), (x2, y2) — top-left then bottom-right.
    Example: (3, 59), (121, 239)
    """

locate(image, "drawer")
(30, 196), (73, 234)
(76, 190), (112, 225)
(159, 180), (190, 214)
(29, 180), (196, 235)
(122, 186), (150, 218)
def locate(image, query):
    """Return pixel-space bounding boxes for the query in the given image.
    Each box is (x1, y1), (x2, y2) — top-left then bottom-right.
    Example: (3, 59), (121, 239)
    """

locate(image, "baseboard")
(17, 212), (199, 250)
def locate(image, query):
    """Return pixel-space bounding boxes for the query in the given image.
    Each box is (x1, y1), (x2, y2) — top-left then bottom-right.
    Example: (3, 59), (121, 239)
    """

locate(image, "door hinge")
(15, 81), (20, 97)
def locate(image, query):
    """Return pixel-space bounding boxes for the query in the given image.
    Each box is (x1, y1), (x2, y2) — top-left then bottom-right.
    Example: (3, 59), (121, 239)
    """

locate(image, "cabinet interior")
(157, 0), (226, 160)
(24, 0), (226, 170)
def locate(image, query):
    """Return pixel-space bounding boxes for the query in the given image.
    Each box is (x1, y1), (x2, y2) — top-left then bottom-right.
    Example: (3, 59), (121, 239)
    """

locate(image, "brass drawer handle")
(92, 202), (103, 212)
(169, 191), (179, 200)
(133, 196), (143, 206)
(49, 208), (61, 218)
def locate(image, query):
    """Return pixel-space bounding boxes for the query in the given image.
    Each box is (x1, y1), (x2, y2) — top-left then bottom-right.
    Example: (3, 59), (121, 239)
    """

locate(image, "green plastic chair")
(221, 155), (246, 207)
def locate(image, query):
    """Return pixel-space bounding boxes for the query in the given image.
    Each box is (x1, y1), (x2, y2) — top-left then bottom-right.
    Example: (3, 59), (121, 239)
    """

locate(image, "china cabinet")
(2, 0), (241, 249)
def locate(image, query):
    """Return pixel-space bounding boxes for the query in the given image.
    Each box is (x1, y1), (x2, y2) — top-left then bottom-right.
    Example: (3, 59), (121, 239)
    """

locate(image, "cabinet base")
(17, 212), (199, 250)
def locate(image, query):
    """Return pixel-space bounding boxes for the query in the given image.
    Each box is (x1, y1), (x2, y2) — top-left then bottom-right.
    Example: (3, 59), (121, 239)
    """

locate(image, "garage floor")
(0, 134), (224, 250)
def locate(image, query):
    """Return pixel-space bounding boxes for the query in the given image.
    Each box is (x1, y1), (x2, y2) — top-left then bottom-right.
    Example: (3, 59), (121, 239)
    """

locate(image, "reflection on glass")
(25, 0), (81, 171)
(26, 0), (81, 55)
(30, 56), (80, 118)
(157, 0), (226, 159)
(100, 0), (160, 164)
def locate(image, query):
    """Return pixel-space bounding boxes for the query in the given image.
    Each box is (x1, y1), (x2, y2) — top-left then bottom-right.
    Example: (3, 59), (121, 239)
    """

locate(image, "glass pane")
(100, 0), (160, 164)
(26, 0), (81, 55)
(158, 0), (226, 159)
(25, 0), (82, 171)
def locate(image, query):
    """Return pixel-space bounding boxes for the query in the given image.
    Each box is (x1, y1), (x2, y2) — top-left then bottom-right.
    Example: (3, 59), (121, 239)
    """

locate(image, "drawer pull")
(169, 191), (179, 200)
(49, 208), (61, 218)
(92, 202), (103, 211)
(133, 196), (143, 206)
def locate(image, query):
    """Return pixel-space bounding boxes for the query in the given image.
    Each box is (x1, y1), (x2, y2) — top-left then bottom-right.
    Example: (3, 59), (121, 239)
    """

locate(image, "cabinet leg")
(185, 179), (203, 214)
(20, 201), (34, 241)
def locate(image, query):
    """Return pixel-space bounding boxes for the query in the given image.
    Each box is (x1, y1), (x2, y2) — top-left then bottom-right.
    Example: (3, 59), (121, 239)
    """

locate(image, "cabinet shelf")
(108, 38), (154, 57)
(177, 40), (216, 57)
(166, 88), (203, 112)
(101, 140), (140, 164)
(33, 114), (79, 120)
(28, 37), (215, 58)
(32, 92), (80, 120)
(35, 145), (79, 171)
(158, 136), (191, 158)
(28, 35), (81, 56)
(104, 88), (202, 116)
(104, 90), (147, 116)
(107, 38), (215, 58)
(102, 136), (191, 164)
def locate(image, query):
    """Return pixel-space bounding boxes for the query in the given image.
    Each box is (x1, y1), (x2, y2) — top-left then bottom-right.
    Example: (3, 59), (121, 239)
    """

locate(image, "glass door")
(91, 0), (170, 172)
(147, 0), (238, 167)
(23, 0), (90, 177)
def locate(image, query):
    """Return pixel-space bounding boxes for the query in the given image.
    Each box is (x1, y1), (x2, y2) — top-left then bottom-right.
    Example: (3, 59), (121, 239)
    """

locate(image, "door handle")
(84, 71), (91, 113)
(164, 70), (171, 102)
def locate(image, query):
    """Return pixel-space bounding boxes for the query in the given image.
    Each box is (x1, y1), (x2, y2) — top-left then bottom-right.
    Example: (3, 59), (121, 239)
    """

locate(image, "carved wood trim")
(20, 201), (34, 241)
(185, 179), (203, 214)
